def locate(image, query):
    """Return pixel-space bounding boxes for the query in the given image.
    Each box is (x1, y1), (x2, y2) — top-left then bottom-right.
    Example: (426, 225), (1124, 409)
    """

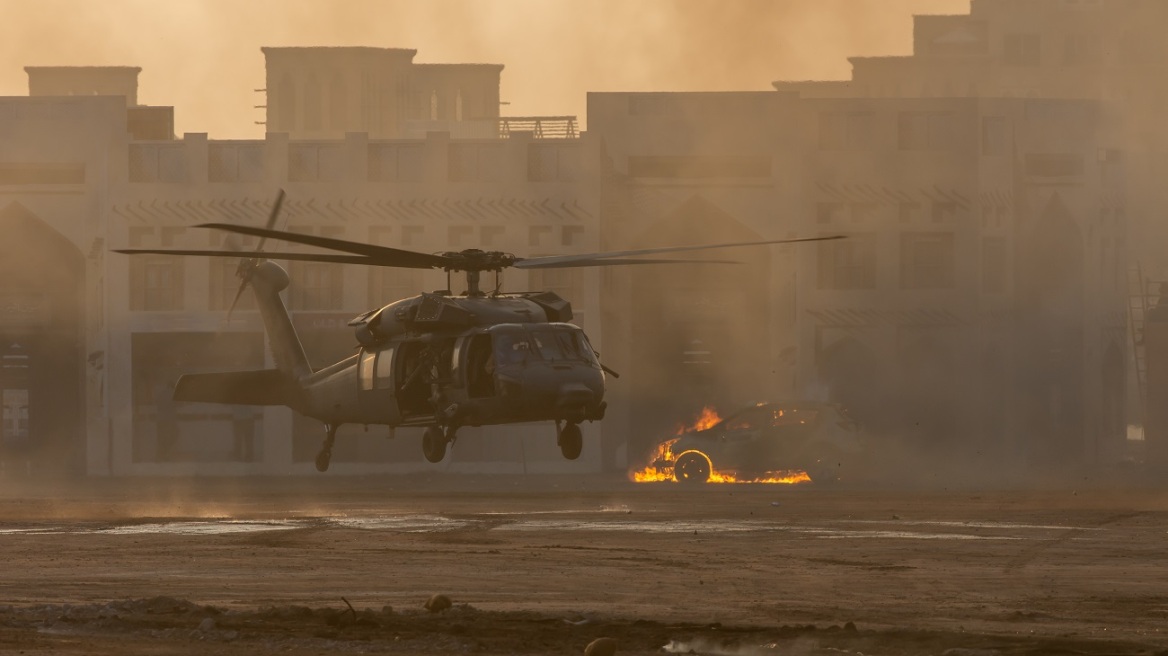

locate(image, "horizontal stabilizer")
(174, 370), (300, 406)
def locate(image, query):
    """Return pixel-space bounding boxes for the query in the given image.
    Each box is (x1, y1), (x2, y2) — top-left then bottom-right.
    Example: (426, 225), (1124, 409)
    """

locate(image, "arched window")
(430, 90), (439, 121)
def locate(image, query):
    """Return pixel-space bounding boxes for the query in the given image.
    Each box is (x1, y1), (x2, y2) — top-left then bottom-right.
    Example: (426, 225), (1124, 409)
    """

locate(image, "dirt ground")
(1, 473), (1167, 655)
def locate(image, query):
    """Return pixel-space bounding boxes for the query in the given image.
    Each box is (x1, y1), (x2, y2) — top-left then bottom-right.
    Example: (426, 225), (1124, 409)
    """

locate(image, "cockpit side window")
(493, 332), (533, 366)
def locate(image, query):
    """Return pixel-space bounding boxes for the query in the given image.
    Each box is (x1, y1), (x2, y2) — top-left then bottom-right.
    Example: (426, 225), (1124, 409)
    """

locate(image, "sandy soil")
(0, 474), (1167, 655)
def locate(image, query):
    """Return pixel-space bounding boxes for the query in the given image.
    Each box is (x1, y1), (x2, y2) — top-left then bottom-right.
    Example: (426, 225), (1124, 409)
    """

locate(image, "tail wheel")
(422, 426), (447, 463)
(674, 451), (711, 484)
(558, 423), (583, 460)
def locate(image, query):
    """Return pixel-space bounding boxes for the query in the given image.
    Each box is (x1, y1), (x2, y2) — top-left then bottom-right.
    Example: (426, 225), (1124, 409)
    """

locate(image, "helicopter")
(116, 190), (843, 472)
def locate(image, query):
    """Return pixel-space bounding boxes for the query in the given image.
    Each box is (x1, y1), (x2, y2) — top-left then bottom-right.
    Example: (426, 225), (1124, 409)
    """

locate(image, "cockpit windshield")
(490, 325), (599, 368)
(529, 327), (599, 365)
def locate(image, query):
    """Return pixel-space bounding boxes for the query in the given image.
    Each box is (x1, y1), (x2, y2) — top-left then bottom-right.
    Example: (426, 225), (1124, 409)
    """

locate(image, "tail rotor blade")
(227, 189), (283, 322)
(257, 188), (286, 252)
(226, 277), (250, 322)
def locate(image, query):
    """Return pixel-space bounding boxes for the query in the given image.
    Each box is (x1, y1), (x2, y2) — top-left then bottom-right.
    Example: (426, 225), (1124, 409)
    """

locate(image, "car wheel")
(674, 451), (711, 485)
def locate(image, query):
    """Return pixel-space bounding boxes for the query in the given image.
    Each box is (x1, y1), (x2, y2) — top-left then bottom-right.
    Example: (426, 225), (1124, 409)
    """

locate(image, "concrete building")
(775, 0), (1166, 271)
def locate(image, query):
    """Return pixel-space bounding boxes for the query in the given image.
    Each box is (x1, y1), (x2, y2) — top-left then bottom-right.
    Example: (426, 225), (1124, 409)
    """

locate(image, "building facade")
(0, 26), (1136, 475)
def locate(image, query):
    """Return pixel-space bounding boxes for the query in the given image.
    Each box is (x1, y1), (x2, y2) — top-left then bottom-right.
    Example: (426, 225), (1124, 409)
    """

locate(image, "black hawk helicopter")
(116, 190), (842, 472)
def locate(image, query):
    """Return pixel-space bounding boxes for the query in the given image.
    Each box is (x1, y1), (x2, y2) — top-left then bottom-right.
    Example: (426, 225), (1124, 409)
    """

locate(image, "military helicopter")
(116, 190), (842, 472)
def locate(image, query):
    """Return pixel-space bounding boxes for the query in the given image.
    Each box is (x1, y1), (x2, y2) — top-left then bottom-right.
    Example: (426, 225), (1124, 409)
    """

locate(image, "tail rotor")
(227, 189), (285, 320)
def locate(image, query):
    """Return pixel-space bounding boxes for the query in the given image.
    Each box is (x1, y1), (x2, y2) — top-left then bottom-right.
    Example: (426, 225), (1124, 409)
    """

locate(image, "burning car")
(633, 402), (862, 485)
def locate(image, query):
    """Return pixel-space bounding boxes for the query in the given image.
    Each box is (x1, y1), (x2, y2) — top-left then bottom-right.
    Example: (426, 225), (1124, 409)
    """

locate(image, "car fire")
(629, 406), (815, 485)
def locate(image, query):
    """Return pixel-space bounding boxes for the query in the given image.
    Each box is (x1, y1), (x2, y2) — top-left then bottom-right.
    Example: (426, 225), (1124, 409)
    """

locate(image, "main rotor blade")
(113, 248), (402, 266)
(514, 235), (846, 268)
(517, 257), (740, 269)
(198, 223), (450, 269)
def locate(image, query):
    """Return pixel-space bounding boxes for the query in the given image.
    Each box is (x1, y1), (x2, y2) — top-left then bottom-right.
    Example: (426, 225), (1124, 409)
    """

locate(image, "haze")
(0, 0), (969, 137)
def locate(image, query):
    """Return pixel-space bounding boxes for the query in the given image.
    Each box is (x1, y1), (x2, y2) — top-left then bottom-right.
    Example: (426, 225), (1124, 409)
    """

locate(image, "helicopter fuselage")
(298, 320), (607, 431)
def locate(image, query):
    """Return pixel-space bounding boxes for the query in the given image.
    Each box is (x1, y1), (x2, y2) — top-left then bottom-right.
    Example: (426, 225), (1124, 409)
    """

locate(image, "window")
(289, 261), (344, 310)
(369, 143), (424, 182)
(931, 201), (958, 223)
(1004, 33), (1042, 66)
(900, 232), (955, 290)
(129, 227), (185, 310)
(562, 226), (584, 247)
(899, 201), (921, 224)
(529, 225), (552, 247)
(208, 143), (264, 183)
(448, 144), (505, 183)
(982, 237), (1006, 293)
(817, 235), (876, 290)
(289, 144), (345, 182)
(899, 112), (955, 151)
(850, 203), (878, 224)
(481, 226), (504, 247)
(981, 116), (1008, 156)
(129, 144), (187, 183)
(528, 144), (561, 181)
(288, 144), (318, 182)
(817, 202), (846, 225)
(819, 112), (874, 150)
(1063, 34), (1101, 66)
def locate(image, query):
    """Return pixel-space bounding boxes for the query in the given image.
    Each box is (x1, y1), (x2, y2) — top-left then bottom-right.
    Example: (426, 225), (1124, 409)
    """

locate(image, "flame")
(632, 438), (680, 483)
(628, 429), (812, 485)
(676, 406), (722, 435)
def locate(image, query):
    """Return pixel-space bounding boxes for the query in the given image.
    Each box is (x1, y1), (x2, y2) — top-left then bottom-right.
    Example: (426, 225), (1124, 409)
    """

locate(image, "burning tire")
(674, 451), (711, 484)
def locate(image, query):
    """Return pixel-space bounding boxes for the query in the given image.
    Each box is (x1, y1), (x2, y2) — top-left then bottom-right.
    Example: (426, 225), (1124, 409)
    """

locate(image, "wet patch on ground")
(0, 512), (1091, 540)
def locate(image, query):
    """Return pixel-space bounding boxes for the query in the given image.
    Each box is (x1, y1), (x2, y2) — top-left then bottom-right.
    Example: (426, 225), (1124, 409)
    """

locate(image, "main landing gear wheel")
(558, 423), (583, 461)
(315, 424), (338, 473)
(423, 426), (448, 463)
(674, 452), (711, 485)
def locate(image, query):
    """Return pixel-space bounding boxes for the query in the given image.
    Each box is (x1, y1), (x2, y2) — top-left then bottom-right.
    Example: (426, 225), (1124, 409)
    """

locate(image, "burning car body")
(632, 402), (863, 485)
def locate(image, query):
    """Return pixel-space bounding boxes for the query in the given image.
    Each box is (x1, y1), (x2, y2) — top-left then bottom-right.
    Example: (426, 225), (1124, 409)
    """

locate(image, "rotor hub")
(436, 249), (518, 273)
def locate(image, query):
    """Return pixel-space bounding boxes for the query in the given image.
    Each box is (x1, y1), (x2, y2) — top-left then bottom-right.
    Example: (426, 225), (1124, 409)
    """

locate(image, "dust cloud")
(0, 0), (968, 137)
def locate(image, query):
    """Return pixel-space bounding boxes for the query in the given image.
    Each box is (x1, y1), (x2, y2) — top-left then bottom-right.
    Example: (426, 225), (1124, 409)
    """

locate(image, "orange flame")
(676, 406), (722, 435)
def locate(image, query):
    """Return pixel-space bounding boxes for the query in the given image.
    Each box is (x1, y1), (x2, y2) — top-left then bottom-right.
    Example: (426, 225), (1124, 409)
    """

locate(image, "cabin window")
(359, 350), (376, 391)
(375, 347), (394, 389)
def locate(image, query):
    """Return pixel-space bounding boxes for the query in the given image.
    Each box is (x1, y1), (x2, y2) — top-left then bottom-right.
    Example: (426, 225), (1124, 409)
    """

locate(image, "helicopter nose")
(555, 382), (596, 410)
